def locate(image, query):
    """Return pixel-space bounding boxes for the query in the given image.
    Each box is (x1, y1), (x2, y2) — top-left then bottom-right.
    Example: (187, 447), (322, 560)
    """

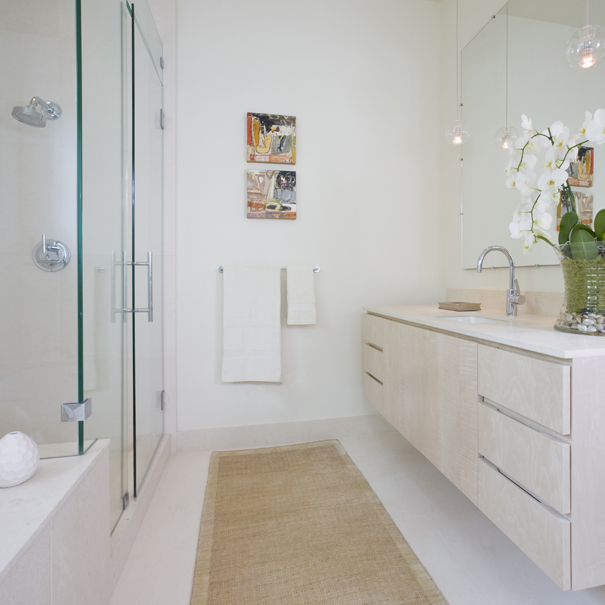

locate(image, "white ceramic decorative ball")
(0, 432), (40, 488)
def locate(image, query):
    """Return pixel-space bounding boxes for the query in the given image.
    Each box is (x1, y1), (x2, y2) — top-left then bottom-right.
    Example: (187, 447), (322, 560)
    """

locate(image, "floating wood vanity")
(362, 306), (605, 591)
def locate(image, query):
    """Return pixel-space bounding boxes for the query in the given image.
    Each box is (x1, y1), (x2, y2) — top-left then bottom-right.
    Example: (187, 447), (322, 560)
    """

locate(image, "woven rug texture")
(190, 440), (447, 605)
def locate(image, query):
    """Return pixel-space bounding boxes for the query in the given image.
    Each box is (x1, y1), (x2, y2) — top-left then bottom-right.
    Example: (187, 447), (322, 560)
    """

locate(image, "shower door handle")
(146, 252), (153, 322)
(123, 252), (153, 322)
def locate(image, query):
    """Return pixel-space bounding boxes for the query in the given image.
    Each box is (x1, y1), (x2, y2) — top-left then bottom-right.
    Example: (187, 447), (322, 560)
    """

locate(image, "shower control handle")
(33, 235), (71, 272)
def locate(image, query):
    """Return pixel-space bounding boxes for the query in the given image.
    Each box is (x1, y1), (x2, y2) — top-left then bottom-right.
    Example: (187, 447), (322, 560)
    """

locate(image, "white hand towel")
(286, 266), (317, 325)
(222, 266), (281, 383)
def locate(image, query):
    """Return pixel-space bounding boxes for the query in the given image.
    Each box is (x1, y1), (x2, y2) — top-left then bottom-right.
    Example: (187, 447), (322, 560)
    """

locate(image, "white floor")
(110, 421), (605, 605)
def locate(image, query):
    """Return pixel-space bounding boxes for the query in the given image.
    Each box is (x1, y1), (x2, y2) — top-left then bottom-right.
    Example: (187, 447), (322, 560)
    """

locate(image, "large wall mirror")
(461, 0), (605, 268)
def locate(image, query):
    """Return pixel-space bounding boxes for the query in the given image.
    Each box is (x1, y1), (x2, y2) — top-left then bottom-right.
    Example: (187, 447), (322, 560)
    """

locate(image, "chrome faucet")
(477, 246), (525, 316)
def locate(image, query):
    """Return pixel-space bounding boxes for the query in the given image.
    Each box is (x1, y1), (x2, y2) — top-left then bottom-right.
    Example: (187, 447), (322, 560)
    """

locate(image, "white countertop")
(363, 305), (605, 359)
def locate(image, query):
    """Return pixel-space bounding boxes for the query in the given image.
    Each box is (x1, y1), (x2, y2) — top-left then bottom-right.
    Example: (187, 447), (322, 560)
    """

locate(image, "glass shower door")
(130, 2), (164, 496)
(80, 0), (129, 530)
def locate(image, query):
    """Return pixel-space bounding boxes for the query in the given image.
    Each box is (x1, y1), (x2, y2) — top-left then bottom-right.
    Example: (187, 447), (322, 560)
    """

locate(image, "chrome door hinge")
(160, 108), (165, 130)
(61, 398), (92, 422)
(123, 492), (130, 510)
(160, 390), (166, 411)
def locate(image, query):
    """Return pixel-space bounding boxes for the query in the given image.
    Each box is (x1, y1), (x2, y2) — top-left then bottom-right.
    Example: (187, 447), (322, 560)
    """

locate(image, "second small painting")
(247, 170), (296, 220)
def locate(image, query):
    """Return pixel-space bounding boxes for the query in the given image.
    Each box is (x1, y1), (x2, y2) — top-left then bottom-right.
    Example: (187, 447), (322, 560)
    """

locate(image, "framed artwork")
(557, 190), (593, 230)
(247, 170), (296, 220)
(247, 113), (296, 165)
(567, 146), (594, 187)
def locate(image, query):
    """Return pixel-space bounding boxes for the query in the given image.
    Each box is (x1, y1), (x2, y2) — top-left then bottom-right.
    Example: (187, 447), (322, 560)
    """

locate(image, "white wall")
(439, 0), (565, 293)
(175, 0), (443, 431)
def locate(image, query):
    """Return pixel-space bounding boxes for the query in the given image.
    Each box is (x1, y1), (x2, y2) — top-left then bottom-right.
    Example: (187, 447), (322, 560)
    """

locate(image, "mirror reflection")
(461, 0), (605, 269)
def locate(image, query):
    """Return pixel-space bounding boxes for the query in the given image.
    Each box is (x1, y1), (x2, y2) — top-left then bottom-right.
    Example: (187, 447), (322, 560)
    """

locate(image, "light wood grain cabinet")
(478, 344), (570, 435)
(368, 316), (478, 505)
(362, 311), (605, 591)
(478, 403), (570, 514)
(478, 458), (571, 590)
(362, 344), (383, 383)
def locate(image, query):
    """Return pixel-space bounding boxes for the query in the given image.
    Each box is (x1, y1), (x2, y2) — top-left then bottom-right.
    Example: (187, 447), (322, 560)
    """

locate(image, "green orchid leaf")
(570, 227), (599, 260)
(558, 211), (578, 245)
(595, 209), (605, 240)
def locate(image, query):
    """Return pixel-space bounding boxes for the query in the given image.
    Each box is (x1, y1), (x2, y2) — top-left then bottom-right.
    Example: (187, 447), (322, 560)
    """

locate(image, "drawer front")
(363, 372), (383, 413)
(478, 459), (570, 590)
(362, 313), (388, 349)
(363, 344), (383, 382)
(478, 404), (570, 514)
(478, 345), (570, 435)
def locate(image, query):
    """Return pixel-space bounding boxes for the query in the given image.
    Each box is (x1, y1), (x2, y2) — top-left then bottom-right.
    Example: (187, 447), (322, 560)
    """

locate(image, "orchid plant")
(506, 109), (605, 252)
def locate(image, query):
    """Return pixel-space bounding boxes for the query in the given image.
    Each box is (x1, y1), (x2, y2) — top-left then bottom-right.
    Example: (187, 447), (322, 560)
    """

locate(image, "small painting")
(557, 190), (593, 230)
(247, 170), (296, 220)
(567, 146), (594, 187)
(577, 192), (594, 225)
(247, 113), (296, 165)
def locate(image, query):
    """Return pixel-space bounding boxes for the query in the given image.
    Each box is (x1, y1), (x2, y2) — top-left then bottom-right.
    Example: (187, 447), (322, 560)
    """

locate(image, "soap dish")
(438, 301), (482, 312)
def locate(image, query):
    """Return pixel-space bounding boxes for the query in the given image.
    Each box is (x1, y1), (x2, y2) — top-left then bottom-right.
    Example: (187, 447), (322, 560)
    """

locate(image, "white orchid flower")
(509, 220), (522, 239)
(538, 168), (568, 191)
(514, 133), (529, 151)
(522, 231), (536, 252)
(521, 114), (534, 133)
(586, 112), (605, 144)
(525, 135), (545, 154)
(509, 212), (532, 238)
(518, 153), (537, 172)
(506, 171), (530, 195)
(550, 121), (563, 135)
(578, 112), (592, 138)
(533, 210), (552, 230)
(504, 160), (517, 178)
(540, 187), (561, 207)
(553, 125), (571, 152)
(544, 147), (557, 169)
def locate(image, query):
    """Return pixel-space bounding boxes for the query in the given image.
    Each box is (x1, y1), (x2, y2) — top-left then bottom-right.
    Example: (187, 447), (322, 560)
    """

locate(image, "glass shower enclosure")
(0, 0), (164, 531)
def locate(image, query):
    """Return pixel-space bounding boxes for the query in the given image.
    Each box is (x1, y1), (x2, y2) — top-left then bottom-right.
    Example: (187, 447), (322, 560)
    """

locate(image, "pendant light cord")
(505, 5), (509, 127)
(456, 0), (460, 119)
(587, 0), (590, 26)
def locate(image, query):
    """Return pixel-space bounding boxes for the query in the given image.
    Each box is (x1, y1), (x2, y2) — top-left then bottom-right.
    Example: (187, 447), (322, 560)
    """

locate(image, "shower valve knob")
(33, 235), (71, 272)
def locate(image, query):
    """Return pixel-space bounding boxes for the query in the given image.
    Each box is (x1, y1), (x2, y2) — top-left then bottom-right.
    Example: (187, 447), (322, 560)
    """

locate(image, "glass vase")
(554, 243), (605, 335)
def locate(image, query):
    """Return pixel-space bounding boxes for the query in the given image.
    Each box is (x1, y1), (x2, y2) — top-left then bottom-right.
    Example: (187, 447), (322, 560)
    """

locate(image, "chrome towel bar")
(218, 266), (320, 273)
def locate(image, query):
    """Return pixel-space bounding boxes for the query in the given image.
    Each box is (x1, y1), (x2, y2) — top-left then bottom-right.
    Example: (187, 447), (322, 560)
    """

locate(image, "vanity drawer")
(363, 313), (388, 349)
(478, 458), (571, 590)
(363, 344), (383, 382)
(363, 372), (383, 413)
(478, 345), (570, 435)
(478, 404), (570, 514)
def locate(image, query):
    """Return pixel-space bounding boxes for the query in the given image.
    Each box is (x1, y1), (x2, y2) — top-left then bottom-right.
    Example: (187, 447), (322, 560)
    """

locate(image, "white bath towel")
(286, 266), (317, 325)
(222, 266), (282, 383)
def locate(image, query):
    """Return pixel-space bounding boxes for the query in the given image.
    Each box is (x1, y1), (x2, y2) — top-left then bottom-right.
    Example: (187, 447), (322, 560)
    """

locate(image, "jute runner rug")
(190, 440), (447, 605)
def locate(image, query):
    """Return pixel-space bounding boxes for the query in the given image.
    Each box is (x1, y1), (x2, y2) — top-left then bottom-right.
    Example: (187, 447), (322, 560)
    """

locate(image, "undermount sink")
(441, 315), (507, 324)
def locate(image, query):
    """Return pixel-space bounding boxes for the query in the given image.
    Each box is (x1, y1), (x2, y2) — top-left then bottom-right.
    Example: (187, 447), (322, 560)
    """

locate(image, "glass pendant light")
(495, 6), (518, 150)
(566, 0), (605, 70)
(495, 125), (519, 151)
(445, 0), (469, 145)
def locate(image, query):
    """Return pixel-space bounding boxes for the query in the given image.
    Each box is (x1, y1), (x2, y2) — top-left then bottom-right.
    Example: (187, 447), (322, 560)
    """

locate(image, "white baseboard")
(176, 413), (392, 452)
(109, 433), (172, 597)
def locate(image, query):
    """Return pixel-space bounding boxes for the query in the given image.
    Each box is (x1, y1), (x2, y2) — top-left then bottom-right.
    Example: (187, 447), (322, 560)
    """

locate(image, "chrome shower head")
(11, 97), (62, 128)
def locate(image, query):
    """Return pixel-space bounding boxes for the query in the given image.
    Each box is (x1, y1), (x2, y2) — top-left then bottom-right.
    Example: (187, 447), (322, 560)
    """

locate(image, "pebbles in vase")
(558, 312), (605, 335)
